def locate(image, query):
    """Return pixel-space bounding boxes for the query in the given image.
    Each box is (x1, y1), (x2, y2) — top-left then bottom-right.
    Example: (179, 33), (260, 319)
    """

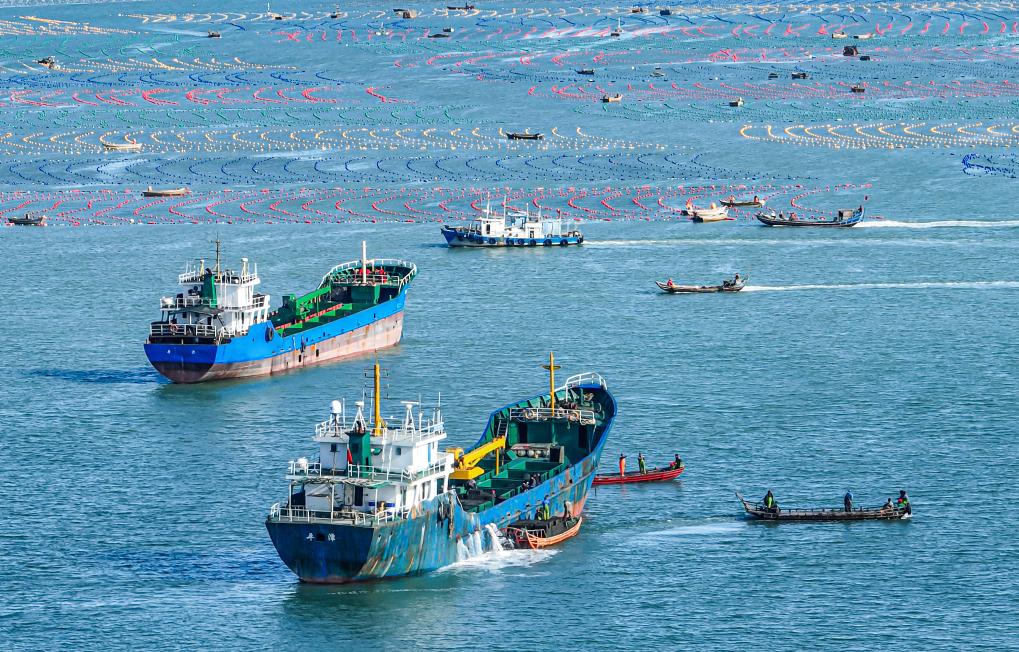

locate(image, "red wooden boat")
(593, 464), (684, 485)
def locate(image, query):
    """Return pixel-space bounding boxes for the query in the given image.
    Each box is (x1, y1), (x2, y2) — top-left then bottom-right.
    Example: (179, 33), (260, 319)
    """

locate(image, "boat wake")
(743, 281), (1019, 292)
(658, 521), (744, 537)
(439, 523), (558, 575)
(858, 219), (1019, 229)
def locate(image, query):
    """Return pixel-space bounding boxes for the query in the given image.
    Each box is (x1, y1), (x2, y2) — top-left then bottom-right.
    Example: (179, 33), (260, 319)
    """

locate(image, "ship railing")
(509, 406), (597, 425)
(269, 502), (412, 525)
(161, 295), (206, 309)
(288, 459), (450, 483)
(313, 420), (445, 443)
(149, 322), (221, 340)
(321, 259), (418, 288)
(563, 372), (607, 390)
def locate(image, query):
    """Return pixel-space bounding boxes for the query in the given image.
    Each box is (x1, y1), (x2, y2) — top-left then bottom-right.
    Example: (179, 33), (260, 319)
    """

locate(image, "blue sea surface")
(1, 0), (1019, 649)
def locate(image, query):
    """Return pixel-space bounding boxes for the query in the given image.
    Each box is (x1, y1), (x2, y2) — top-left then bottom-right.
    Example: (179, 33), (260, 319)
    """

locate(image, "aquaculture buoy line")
(0, 0), (1014, 220)
(0, 183), (875, 226)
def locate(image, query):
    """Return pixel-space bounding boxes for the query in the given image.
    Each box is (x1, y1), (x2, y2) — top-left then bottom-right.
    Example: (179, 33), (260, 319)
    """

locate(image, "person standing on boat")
(844, 491), (853, 512)
(618, 453), (626, 477)
(763, 490), (777, 514)
(671, 454), (682, 470)
(896, 490), (911, 514)
(637, 453), (647, 475)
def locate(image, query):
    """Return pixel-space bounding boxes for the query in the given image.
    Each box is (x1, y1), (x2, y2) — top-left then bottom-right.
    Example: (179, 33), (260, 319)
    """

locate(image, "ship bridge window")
(396, 447), (402, 456)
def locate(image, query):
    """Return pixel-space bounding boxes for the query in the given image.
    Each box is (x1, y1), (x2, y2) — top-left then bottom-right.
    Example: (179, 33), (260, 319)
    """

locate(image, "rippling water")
(2, 219), (1017, 649)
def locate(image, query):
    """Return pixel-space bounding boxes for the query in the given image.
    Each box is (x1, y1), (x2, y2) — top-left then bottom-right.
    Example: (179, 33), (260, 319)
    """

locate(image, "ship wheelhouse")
(148, 250), (269, 345)
(271, 371), (453, 527)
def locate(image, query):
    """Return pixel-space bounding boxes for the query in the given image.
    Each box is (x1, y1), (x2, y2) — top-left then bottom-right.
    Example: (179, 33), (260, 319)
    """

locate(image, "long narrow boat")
(593, 465), (684, 485)
(757, 206), (865, 227)
(505, 517), (583, 549)
(265, 354), (616, 583)
(656, 279), (745, 293)
(736, 492), (911, 522)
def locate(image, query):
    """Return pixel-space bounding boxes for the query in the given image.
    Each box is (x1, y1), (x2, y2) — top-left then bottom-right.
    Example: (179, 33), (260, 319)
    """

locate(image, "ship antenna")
(214, 236), (222, 277)
(542, 352), (561, 412)
(361, 240), (368, 284)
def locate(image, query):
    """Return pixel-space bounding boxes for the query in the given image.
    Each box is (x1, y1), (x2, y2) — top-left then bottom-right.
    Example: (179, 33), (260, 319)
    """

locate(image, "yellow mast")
(371, 359), (384, 436)
(542, 352), (561, 411)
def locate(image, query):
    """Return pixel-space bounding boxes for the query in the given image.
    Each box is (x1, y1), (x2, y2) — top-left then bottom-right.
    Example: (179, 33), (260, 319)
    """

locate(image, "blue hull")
(441, 226), (583, 248)
(266, 380), (615, 583)
(145, 292), (407, 383)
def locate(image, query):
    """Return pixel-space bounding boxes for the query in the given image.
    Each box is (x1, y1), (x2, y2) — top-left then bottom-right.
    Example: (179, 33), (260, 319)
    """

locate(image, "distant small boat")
(757, 206), (865, 227)
(207, 30), (221, 38)
(601, 93), (622, 103)
(428, 32), (451, 38)
(729, 97), (744, 107)
(7, 213), (47, 227)
(737, 493), (912, 522)
(505, 517), (583, 549)
(768, 72), (779, 79)
(843, 45), (859, 56)
(650, 67), (665, 78)
(576, 68), (595, 75)
(659, 8), (672, 15)
(722, 195), (764, 208)
(447, 3), (475, 9)
(104, 141), (143, 152)
(831, 31), (848, 39)
(593, 464), (684, 485)
(850, 84), (866, 93)
(506, 132), (543, 140)
(791, 71), (809, 80)
(690, 203), (729, 222)
(610, 19), (622, 36)
(631, 6), (646, 12)
(657, 279), (745, 293)
(854, 32), (873, 39)
(142, 187), (190, 197)
(394, 8), (418, 18)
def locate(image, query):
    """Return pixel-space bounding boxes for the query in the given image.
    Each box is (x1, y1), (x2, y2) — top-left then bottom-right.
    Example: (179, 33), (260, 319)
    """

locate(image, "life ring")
(543, 239), (552, 246)
(170, 323), (180, 335)
(523, 409), (537, 420)
(529, 239), (537, 246)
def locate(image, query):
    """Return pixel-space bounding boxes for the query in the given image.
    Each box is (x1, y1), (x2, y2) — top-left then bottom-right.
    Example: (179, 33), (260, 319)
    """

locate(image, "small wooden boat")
(506, 132), (543, 141)
(631, 6), (646, 13)
(729, 97), (744, 107)
(859, 55), (872, 61)
(854, 32), (873, 39)
(722, 196), (764, 208)
(657, 279), (745, 293)
(394, 8), (417, 18)
(737, 493), (912, 522)
(659, 8), (672, 16)
(428, 32), (451, 38)
(768, 72), (779, 79)
(831, 31), (848, 39)
(850, 84), (866, 93)
(650, 68), (665, 78)
(757, 206), (864, 227)
(104, 141), (143, 152)
(505, 517), (583, 549)
(207, 30), (221, 38)
(447, 3), (475, 9)
(576, 68), (595, 75)
(7, 213), (47, 226)
(142, 187), (190, 197)
(843, 45), (859, 56)
(791, 71), (809, 80)
(593, 464), (684, 485)
(601, 93), (623, 103)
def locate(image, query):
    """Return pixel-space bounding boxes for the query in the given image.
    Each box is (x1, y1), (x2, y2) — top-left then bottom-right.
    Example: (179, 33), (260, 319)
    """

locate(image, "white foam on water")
(742, 281), (1019, 292)
(659, 522), (745, 537)
(441, 524), (557, 574)
(859, 219), (1019, 229)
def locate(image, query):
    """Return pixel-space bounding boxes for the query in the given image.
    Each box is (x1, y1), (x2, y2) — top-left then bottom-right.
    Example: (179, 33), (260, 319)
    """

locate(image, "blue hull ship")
(265, 357), (615, 583)
(144, 242), (416, 383)
(441, 205), (584, 247)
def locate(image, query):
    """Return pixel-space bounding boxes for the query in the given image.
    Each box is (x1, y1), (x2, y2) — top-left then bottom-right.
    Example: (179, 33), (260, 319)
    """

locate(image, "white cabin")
(468, 205), (568, 240)
(282, 397), (453, 524)
(152, 254), (270, 341)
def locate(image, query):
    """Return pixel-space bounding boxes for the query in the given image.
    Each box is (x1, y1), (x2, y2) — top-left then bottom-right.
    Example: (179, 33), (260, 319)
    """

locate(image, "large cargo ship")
(265, 355), (615, 583)
(144, 242), (416, 383)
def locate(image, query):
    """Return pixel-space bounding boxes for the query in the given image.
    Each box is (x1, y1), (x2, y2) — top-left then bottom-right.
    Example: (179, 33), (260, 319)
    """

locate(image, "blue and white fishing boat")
(756, 205), (865, 227)
(265, 354), (615, 583)
(144, 241), (415, 383)
(440, 205), (584, 247)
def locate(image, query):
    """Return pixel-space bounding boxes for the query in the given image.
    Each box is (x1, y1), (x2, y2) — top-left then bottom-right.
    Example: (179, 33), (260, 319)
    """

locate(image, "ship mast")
(361, 240), (368, 284)
(542, 352), (560, 411)
(371, 358), (385, 436)
(214, 237), (222, 277)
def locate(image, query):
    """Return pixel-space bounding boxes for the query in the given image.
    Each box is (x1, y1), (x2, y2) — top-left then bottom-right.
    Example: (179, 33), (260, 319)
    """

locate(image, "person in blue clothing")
(844, 491), (853, 512)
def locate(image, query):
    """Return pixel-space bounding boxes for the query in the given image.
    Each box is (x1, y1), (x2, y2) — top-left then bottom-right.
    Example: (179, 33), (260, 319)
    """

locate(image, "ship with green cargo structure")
(144, 241), (416, 383)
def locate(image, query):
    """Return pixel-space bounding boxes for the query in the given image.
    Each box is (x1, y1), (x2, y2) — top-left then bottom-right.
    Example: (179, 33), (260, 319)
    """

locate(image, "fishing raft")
(736, 493), (911, 522)
(593, 465), (685, 485)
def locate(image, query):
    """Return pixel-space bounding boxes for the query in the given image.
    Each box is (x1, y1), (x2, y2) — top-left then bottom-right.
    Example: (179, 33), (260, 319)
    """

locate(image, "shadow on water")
(28, 368), (161, 385)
